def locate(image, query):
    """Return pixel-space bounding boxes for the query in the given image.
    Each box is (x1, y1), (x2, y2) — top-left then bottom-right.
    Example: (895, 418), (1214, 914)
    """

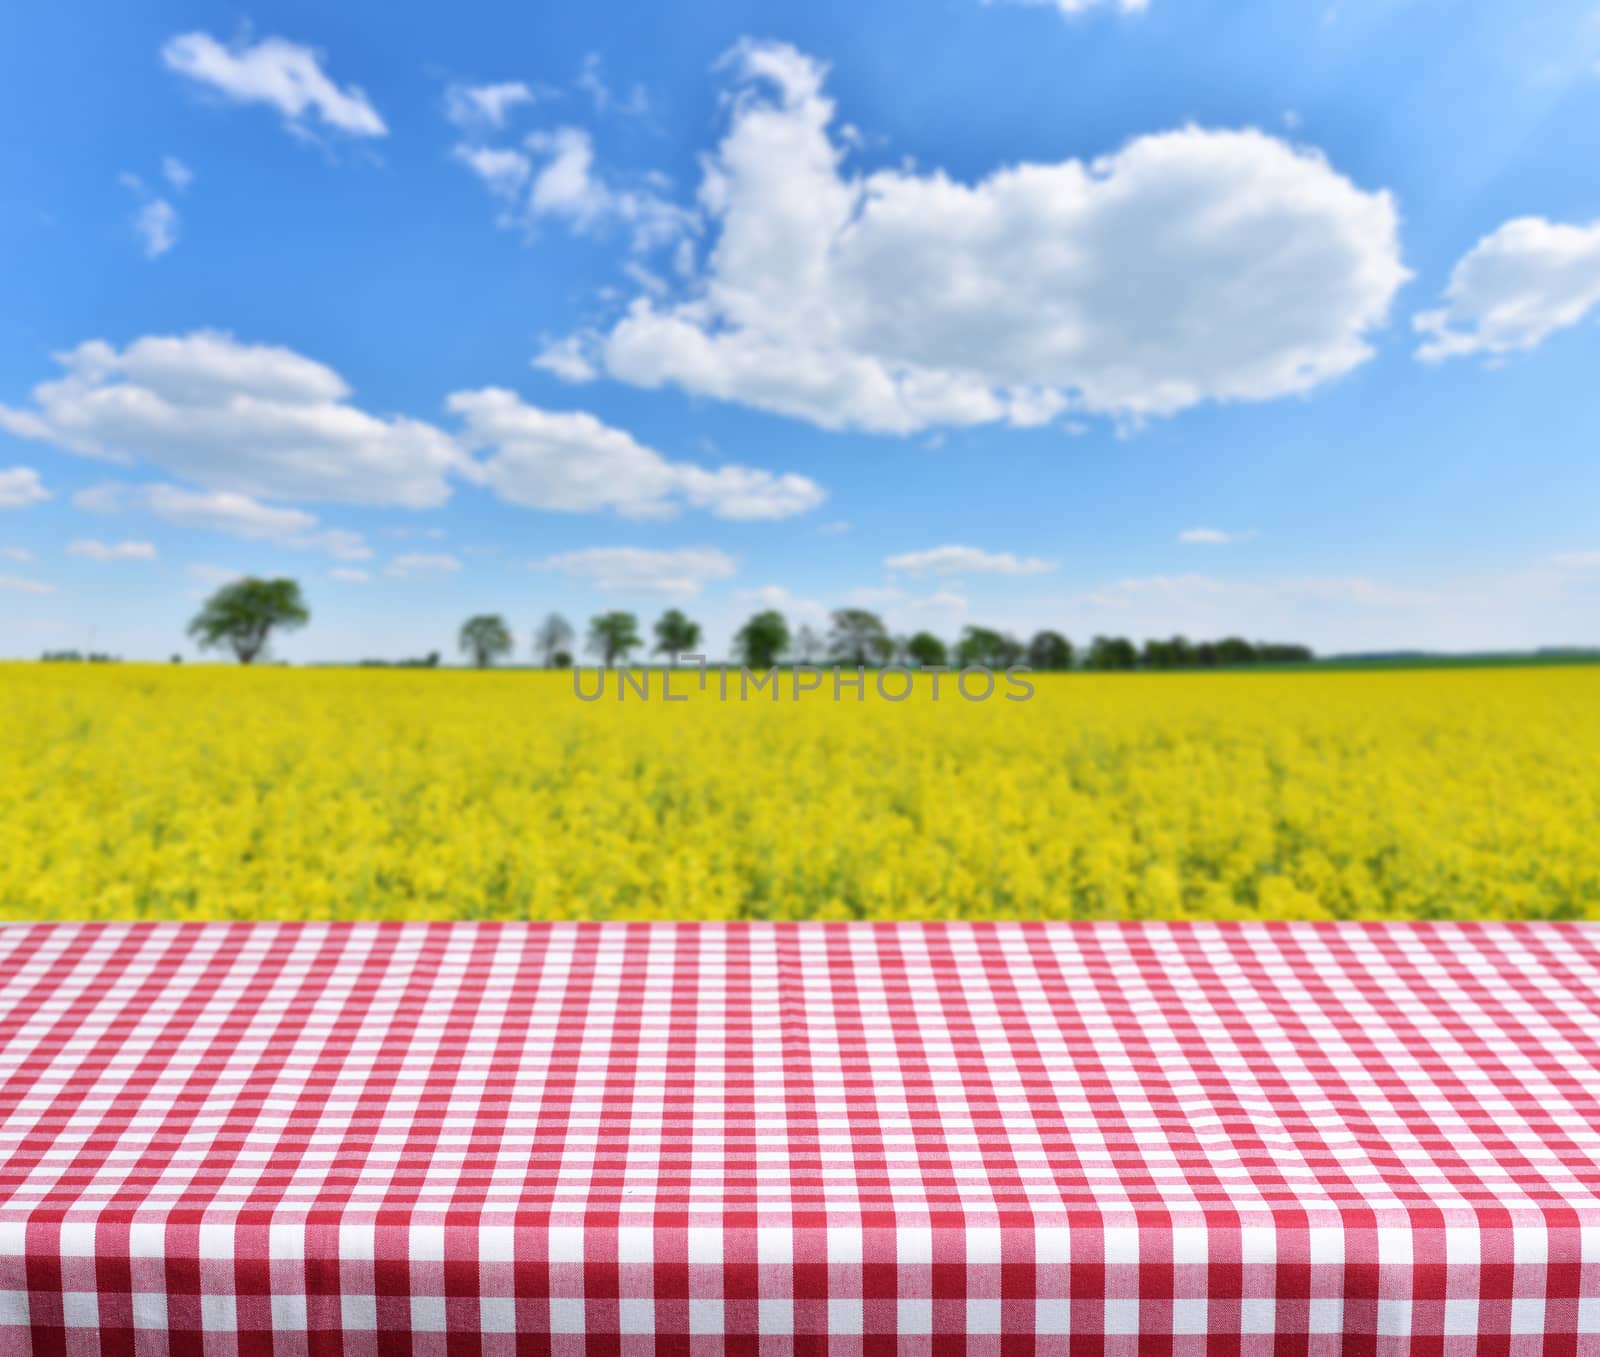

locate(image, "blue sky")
(2, 0), (1599, 661)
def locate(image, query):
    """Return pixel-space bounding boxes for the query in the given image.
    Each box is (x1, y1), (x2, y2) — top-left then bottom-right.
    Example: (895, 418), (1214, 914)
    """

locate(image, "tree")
(1142, 635), (1195, 670)
(459, 614), (513, 668)
(1086, 635), (1138, 671)
(187, 577), (309, 665)
(735, 610), (790, 668)
(906, 631), (948, 668)
(1258, 642), (1314, 664)
(955, 626), (1024, 668)
(1026, 630), (1074, 671)
(793, 624), (825, 663)
(587, 611), (642, 666)
(828, 609), (892, 666)
(534, 612), (574, 667)
(653, 608), (702, 662)
(1216, 636), (1259, 666)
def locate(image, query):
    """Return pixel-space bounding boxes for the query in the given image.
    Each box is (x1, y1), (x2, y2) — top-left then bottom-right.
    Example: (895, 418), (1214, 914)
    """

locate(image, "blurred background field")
(3, 663), (1597, 922)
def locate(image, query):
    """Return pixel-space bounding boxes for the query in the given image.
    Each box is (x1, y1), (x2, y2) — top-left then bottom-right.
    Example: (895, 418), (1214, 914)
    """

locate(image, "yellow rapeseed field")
(2, 662), (1597, 921)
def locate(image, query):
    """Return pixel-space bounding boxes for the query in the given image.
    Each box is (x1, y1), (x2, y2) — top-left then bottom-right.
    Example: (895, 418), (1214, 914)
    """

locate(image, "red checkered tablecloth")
(2, 922), (1599, 1355)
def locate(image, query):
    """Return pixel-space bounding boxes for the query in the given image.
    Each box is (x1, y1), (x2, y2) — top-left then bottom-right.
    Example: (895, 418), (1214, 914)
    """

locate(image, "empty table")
(2, 921), (1598, 1354)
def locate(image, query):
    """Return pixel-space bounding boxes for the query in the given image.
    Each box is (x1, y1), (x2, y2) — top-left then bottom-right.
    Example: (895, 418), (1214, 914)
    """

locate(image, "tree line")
(174, 576), (1315, 669)
(461, 606), (1313, 672)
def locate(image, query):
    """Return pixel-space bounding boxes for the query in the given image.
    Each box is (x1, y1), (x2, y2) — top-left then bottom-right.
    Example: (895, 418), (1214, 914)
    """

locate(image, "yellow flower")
(1, 662), (1596, 922)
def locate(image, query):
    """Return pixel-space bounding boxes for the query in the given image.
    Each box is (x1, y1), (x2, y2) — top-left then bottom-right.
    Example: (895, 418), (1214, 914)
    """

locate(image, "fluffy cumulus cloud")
(448, 387), (825, 520)
(444, 81), (544, 130)
(455, 126), (693, 251)
(1414, 217), (1600, 363)
(884, 545), (1056, 576)
(73, 482), (371, 560)
(532, 335), (600, 383)
(2, 332), (822, 532)
(0, 467), (50, 508)
(552, 40), (1408, 433)
(0, 331), (466, 507)
(161, 32), (387, 139)
(452, 145), (533, 204)
(533, 546), (737, 596)
(69, 539), (158, 562)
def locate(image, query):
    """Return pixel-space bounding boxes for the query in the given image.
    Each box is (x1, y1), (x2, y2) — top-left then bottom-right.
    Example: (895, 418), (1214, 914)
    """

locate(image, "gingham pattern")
(2, 922), (1599, 1356)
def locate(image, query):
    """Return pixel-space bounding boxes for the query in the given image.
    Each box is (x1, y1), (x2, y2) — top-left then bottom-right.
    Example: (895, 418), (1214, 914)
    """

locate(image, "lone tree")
(828, 609), (892, 666)
(906, 631), (949, 668)
(735, 610), (790, 669)
(588, 611), (642, 666)
(187, 577), (309, 665)
(653, 608), (702, 663)
(534, 612), (574, 667)
(459, 614), (513, 668)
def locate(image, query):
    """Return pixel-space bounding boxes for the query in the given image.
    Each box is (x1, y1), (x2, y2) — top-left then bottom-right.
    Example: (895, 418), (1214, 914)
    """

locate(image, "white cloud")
(187, 564), (241, 587)
(0, 546), (32, 562)
(523, 127), (692, 250)
(1179, 527), (1252, 545)
(455, 125), (693, 252)
(448, 387), (825, 520)
(532, 334), (601, 383)
(533, 546), (736, 596)
(1414, 217), (1600, 362)
(735, 584), (827, 620)
(330, 567), (370, 583)
(69, 539), (158, 562)
(845, 585), (906, 607)
(74, 482), (371, 560)
(902, 589), (969, 618)
(162, 155), (194, 191)
(161, 31), (387, 139)
(134, 199), (180, 258)
(572, 40), (1407, 433)
(0, 331), (466, 507)
(992, 0), (1149, 14)
(451, 145), (532, 203)
(445, 80), (544, 129)
(884, 545), (1056, 576)
(817, 519), (850, 536)
(1076, 572), (1436, 614)
(387, 552), (460, 578)
(1019, 567), (1600, 653)
(0, 467), (50, 508)
(576, 53), (649, 118)
(119, 170), (180, 257)
(0, 574), (54, 595)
